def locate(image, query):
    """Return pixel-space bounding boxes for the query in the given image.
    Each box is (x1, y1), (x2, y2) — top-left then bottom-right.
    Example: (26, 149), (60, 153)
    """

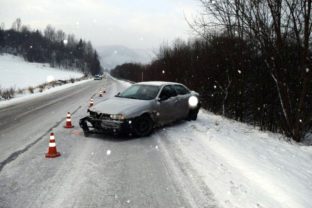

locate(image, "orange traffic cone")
(45, 132), (61, 158)
(99, 90), (103, 97)
(89, 98), (94, 107)
(64, 112), (74, 128)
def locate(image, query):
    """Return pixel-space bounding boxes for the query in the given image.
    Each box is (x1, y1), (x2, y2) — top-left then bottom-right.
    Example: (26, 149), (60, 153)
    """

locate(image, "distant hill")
(97, 45), (155, 70)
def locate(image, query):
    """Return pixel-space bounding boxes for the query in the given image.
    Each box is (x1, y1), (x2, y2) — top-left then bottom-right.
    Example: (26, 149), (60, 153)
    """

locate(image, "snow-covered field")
(157, 110), (312, 208)
(0, 54), (83, 89)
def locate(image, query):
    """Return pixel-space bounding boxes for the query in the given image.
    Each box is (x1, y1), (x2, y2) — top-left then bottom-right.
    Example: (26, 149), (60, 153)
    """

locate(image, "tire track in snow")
(0, 106), (81, 172)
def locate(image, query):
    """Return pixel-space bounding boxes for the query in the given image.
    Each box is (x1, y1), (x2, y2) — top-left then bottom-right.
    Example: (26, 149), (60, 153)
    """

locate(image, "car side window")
(159, 85), (177, 100)
(173, 85), (190, 95)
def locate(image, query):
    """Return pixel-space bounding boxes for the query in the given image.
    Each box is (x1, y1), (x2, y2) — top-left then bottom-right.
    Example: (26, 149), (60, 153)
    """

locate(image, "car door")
(173, 84), (191, 119)
(156, 85), (178, 124)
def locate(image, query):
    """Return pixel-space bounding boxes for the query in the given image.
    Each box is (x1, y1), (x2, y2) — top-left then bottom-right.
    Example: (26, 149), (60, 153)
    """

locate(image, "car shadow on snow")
(84, 131), (154, 142)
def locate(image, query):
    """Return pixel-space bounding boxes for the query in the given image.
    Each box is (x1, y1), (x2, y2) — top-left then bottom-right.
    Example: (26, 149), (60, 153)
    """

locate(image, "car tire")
(83, 130), (90, 137)
(133, 114), (154, 137)
(187, 109), (198, 121)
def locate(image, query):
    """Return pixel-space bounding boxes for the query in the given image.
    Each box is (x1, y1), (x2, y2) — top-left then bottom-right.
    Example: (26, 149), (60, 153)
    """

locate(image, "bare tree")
(192, 0), (312, 142)
(55, 30), (65, 43)
(11, 18), (22, 31)
(0, 22), (5, 30)
(216, 69), (232, 116)
(44, 25), (56, 42)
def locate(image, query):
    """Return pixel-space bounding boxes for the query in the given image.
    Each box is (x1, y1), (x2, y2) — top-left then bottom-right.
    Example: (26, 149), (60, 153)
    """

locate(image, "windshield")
(117, 85), (160, 100)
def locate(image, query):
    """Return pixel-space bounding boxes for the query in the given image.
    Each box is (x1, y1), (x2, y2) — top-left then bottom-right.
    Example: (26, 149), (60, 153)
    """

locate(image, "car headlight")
(188, 96), (199, 108)
(110, 114), (126, 120)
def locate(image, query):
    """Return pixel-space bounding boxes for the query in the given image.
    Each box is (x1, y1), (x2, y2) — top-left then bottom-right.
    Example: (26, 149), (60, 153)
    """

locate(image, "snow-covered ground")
(0, 54), (83, 89)
(157, 110), (312, 208)
(110, 76), (312, 207)
(1, 73), (311, 207)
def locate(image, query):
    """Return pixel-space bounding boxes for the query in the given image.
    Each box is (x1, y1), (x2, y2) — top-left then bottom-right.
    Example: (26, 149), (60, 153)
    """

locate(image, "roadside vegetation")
(111, 0), (312, 142)
(0, 76), (87, 100)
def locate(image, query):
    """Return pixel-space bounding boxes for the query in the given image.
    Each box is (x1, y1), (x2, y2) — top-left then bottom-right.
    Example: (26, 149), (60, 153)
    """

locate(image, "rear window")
(173, 85), (190, 95)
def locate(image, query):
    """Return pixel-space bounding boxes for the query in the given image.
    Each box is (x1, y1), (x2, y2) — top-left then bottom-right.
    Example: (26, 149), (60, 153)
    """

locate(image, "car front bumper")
(79, 116), (133, 135)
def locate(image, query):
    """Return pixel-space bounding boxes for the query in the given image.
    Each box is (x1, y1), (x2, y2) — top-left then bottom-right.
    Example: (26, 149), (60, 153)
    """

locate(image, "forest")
(0, 18), (101, 75)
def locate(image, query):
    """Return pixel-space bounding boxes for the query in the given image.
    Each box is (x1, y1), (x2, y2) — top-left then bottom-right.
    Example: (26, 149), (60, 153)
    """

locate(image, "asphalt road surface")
(0, 76), (218, 208)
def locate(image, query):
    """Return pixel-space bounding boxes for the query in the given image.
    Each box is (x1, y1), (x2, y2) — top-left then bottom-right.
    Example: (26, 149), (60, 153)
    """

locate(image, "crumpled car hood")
(90, 97), (151, 117)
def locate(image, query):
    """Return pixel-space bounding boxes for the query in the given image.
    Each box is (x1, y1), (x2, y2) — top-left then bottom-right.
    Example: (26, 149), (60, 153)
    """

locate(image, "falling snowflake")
(46, 75), (54, 83)
(237, 70), (242, 74)
(306, 68), (310, 73)
(63, 39), (68, 45)
(114, 50), (118, 54)
(126, 200), (131, 204)
(155, 145), (159, 150)
(29, 45), (33, 49)
(214, 85), (217, 89)
(162, 70), (165, 74)
(106, 150), (111, 156)
(299, 119), (303, 123)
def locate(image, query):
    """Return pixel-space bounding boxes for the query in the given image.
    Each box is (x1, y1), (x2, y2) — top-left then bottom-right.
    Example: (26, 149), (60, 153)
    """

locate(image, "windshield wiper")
(125, 96), (139, 99)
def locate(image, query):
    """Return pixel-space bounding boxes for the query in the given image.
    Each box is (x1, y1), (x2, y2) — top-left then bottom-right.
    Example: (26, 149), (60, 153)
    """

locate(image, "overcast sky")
(0, 0), (200, 50)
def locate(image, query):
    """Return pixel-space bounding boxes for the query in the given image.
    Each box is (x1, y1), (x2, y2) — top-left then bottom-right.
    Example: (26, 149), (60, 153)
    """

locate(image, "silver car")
(79, 81), (200, 137)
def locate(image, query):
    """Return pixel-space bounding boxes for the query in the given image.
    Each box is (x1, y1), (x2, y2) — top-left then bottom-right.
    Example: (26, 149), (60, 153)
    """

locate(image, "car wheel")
(187, 109), (198, 121)
(83, 130), (90, 137)
(133, 114), (154, 137)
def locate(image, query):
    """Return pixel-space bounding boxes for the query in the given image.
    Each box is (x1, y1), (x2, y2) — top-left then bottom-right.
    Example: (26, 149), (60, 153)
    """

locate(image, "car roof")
(136, 81), (182, 87)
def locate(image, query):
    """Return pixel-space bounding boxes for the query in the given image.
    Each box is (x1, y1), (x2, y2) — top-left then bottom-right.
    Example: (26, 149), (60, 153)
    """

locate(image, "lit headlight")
(110, 114), (126, 120)
(188, 96), (199, 108)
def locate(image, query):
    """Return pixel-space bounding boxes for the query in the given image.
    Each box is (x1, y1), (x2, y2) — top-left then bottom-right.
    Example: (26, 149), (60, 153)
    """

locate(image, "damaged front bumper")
(79, 115), (133, 135)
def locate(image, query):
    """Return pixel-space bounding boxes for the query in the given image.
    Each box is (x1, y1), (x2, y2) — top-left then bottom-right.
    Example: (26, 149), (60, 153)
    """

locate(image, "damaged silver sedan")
(79, 81), (200, 137)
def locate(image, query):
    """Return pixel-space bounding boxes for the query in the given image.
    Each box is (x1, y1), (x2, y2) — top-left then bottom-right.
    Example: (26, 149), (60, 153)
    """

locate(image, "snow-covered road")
(0, 76), (218, 208)
(0, 76), (311, 208)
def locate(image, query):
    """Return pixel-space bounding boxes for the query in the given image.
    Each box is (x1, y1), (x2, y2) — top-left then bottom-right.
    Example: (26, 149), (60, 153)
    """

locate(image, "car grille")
(99, 113), (111, 120)
(89, 111), (99, 118)
(89, 111), (111, 120)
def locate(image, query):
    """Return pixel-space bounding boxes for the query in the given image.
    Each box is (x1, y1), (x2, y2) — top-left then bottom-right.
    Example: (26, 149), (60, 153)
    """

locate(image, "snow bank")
(0, 79), (92, 109)
(0, 54), (83, 89)
(159, 110), (312, 208)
